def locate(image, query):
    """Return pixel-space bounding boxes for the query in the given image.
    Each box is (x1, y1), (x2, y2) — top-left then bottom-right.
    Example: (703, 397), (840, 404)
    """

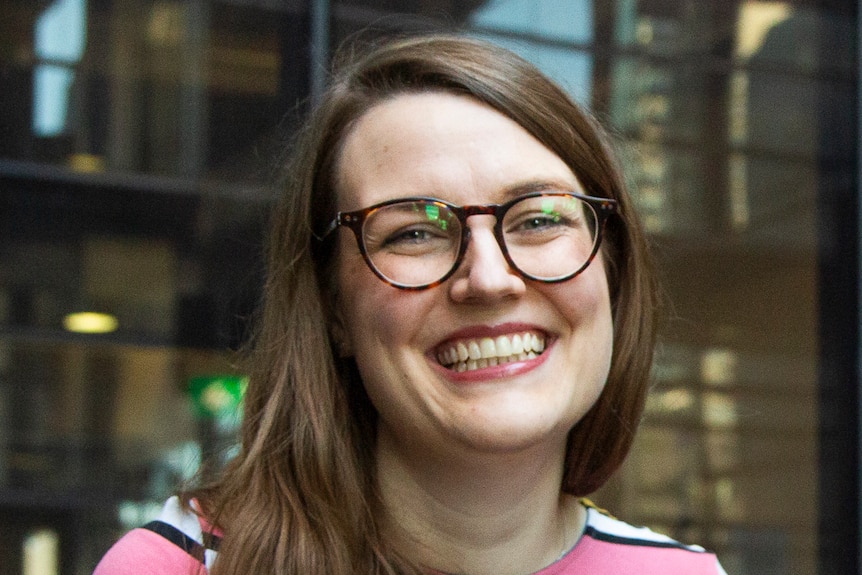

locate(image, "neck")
(375, 429), (585, 575)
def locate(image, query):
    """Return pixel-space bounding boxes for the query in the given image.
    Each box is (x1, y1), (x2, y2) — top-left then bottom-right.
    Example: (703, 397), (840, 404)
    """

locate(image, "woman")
(95, 35), (726, 575)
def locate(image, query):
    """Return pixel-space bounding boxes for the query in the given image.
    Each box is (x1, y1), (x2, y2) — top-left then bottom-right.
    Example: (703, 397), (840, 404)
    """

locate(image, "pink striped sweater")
(94, 497), (727, 574)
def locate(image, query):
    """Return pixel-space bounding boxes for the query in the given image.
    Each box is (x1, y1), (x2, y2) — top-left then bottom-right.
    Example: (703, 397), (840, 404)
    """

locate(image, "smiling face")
(333, 92), (614, 463)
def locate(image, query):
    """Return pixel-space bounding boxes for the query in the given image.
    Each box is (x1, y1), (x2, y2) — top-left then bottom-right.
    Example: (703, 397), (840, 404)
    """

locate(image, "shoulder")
(93, 497), (221, 575)
(554, 506), (727, 575)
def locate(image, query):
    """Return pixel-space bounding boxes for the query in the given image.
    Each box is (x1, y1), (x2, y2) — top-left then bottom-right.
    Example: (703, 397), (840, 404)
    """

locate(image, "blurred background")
(0, 1), (857, 574)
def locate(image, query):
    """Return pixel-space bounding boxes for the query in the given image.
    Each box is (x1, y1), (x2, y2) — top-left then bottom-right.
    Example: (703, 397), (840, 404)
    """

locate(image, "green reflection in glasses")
(540, 198), (561, 222)
(424, 204), (449, 230)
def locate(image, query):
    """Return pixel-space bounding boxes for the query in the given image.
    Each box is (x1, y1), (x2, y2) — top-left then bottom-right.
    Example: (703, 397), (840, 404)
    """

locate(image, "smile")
(436, 332), (547, 372)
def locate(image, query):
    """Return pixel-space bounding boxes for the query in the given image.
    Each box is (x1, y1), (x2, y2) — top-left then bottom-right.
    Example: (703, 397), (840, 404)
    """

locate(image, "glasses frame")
(319, 191), (619, 290)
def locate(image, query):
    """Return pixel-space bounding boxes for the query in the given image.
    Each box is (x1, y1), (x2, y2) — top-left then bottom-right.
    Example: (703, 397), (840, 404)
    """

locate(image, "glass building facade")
(0, 1), (857, 573)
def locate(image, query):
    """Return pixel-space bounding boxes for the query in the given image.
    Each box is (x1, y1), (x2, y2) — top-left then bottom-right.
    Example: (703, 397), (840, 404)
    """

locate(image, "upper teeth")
(437, 333), (546, 372)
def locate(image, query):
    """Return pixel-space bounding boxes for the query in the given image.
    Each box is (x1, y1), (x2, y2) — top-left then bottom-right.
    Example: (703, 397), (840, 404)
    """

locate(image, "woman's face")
(333, 92), (614, 461)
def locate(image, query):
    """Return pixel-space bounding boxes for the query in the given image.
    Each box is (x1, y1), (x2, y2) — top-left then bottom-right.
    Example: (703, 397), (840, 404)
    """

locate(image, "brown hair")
(192, 34), (658, 575)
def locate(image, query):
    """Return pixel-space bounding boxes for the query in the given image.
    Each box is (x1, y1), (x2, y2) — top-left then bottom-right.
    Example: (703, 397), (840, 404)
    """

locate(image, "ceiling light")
(63, 312), (119, 334)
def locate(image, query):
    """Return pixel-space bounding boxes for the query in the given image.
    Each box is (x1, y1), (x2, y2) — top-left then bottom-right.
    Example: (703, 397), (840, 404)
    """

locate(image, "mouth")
(435, 332), (548, 373)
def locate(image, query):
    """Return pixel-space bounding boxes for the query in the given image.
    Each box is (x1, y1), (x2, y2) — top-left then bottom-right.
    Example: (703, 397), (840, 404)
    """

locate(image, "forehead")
(334, 92), (580, 210)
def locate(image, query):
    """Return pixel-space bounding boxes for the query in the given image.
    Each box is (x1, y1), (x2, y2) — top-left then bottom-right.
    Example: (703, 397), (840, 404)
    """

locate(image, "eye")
(375, 224), (454, 257)
(519, 213), (566, 231)
(507, 210), (574, 236)
(383, 226), (443, 246)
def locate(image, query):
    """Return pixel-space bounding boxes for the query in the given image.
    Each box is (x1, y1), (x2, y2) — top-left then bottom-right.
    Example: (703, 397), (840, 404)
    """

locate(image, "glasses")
(320, 191), (618, 290)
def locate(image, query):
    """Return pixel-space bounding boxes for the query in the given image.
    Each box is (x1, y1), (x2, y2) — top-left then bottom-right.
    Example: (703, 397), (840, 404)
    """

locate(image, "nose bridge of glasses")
(458, 209), (512, 272)
(459, 204), (504, 244)
(460, 204), (499, 218)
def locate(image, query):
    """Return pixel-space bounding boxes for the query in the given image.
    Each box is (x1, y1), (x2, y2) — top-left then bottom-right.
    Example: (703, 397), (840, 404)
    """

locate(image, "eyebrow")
(499, 179), (583, 201)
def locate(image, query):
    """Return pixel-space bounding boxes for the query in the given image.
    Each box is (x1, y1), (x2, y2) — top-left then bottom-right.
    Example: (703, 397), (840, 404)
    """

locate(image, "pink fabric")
(537, 532), (723, 574)
(93, 528), (205, 575)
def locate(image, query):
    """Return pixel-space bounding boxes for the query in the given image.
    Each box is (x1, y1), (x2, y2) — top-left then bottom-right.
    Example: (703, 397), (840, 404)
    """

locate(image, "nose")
(448, 217), (526, 303)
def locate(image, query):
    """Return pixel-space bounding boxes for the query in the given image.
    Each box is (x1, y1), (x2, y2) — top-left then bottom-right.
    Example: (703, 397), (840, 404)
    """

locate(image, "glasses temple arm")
(312, 217), (340, 241)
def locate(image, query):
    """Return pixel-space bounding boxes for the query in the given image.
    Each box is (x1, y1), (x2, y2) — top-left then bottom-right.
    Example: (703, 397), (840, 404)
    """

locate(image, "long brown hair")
(191, 34), (658, 575)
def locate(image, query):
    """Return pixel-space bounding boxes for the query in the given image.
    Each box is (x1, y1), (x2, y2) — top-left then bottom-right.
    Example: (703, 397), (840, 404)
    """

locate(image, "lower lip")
(432, 343), (552, 384)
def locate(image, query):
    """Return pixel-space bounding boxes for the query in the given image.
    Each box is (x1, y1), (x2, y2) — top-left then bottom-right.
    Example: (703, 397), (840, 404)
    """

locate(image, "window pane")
(593, 2), (855, 574)
(469, 0), (593, 44)
(0, 0), (308, 184)
(0, 339), (239, 572)
(0, 178), (265, 348)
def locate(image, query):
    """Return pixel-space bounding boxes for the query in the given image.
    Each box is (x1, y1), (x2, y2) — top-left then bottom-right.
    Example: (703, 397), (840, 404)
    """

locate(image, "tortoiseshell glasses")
(319, 191), (618, 290)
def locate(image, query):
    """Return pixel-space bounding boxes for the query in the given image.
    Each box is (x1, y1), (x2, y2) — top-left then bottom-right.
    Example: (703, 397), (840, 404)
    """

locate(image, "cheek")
(337, 285), (420, 422)
(586, 266), (615, 390)
(585, 263), (615, 354)
(335, 247), (415, 356)
(558, 256), (613, 321)
(335, 251), (376, 345)
(548, 258), (615, 370)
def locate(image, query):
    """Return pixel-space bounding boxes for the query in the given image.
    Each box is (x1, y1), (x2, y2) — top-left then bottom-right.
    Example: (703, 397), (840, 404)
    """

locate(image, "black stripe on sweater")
(583, 526), (703, 552)
(142, 520), (222, 561)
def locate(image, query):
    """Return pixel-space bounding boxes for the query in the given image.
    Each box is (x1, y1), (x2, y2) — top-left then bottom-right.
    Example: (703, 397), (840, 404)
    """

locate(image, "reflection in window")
(469, 0), (593, 105)
(468, 33), (593, 105)
(470, 0), (593, 44)
(33, 0), (88, 137)
(735, 1), (793, 61)
(23, 528), (59, 575)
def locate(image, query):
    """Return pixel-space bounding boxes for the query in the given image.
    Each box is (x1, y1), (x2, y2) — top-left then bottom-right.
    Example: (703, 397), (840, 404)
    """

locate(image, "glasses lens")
(502, 194), (599, 281)
(361, 200), (461, 287)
